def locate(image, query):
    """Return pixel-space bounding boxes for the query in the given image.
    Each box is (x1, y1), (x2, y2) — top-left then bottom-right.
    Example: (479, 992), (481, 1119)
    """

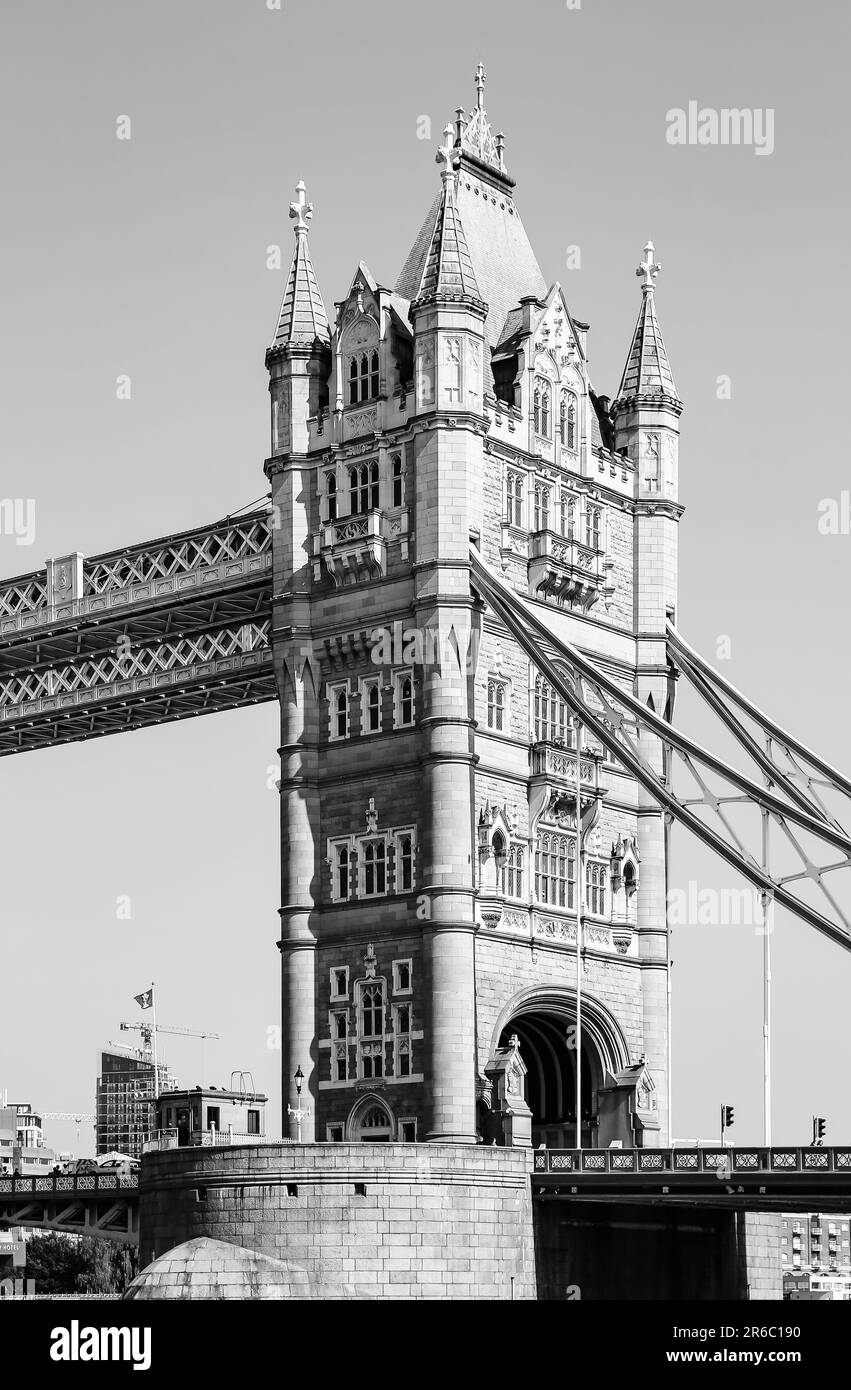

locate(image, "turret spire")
(412, 127), (482, 306)
(616, 240), (678, 403)
(269, 178), (329, 351)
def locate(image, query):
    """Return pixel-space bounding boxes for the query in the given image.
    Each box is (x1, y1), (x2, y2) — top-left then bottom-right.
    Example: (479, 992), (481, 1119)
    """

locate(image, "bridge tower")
(266, 178), (332, 1138)
(611, 245), (683, 1141)
(265, 67), (682, 1149)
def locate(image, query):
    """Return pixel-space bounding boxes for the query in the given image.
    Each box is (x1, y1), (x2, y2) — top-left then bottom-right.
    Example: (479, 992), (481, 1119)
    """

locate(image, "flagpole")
(151, 982), (159, 1104)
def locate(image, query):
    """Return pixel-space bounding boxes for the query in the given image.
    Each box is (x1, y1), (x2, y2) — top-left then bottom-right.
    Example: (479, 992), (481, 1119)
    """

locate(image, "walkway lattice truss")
(0, 511), (275, 754)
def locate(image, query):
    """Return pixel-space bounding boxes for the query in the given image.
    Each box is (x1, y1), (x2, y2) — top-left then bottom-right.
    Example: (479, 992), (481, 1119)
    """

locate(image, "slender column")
(575, 719), (583, 1150)
(276, 632), (319, 1142)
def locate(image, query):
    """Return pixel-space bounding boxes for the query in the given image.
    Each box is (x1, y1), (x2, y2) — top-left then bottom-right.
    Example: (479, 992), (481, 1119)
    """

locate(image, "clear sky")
(1, 0), (849, 1154)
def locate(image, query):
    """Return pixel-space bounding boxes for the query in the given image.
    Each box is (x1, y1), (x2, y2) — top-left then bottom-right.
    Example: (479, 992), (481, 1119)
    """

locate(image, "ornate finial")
(436, 123), (457, 179)
(476, 61), (486, 111)
(289, 179), (313, 233)
(363, 942), (377, 978)
(365, 796), (378, 833)
(454, 63), (504, 173)
(636, 240), (661, 291)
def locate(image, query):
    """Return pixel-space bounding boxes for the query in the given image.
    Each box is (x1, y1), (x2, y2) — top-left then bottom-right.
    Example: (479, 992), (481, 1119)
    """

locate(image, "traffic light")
(812, 1116), (827, 1146)
(722, 1105), (735, 1130)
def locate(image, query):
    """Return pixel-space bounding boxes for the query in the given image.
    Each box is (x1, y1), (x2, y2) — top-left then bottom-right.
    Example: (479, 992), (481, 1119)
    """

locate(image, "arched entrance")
(345, 1094), (395, 1142)
(491, 988), (630, 1150)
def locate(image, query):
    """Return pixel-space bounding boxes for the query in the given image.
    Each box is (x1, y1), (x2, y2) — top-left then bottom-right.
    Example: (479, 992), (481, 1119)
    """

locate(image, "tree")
(21, 1233), (138, 1294)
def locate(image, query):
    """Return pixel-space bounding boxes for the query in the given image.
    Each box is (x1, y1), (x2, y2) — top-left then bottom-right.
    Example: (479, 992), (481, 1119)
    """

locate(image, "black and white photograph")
(1, 0), (849, 1361)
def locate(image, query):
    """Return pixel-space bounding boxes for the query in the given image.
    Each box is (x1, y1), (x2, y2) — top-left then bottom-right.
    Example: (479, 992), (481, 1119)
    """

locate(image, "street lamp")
(287, 1065), (311, 1143)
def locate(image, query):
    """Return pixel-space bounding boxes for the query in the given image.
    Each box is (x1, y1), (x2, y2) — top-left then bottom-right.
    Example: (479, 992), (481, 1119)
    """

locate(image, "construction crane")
(41, 1111), (96, 1144)
(41, 1111), (95, 1121)
(119, 1021), (221, 1104)
(119, 1022), (221, 1047)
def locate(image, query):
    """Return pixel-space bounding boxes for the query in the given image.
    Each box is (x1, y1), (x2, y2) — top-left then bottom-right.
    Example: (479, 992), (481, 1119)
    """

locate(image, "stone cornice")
(633, 499), (685, 521)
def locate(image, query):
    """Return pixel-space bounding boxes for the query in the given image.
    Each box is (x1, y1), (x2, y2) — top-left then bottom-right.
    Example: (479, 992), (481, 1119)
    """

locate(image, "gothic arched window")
(335, 845), (349, 901)
(348, 349), (379, 405)
(560, 391), (577, 451)
(559, 489), (576, 539)
(363, 840), (387, 897)
(506, 471), (524, 527)
(333, 687), (349, 740)
(349, 463), (379, 515)
(365, 681), (381, 732)
(397, 835), (413, 892)
(392, 454), (403, 507)
(535, 832), (575, 907)
(534, 377), (551, 436)
(504, 844), (524, 898)
(585, 503), (601, 551)
(586, 862), (607, 916)
(395, 672), (414, 728)
(325, 471), (337, 523)
(360, 984), (384, 1038)
(534, 483), (551, 533)
(487, 679), (506, 731)
(534, 674), (570, 745)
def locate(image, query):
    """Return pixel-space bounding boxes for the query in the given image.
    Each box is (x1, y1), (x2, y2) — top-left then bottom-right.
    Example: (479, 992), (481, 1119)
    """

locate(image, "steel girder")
(470, 548), (851, 952)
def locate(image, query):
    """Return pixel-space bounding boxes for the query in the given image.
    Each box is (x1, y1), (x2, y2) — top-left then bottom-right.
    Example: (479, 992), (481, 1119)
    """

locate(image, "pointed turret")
(611, 241), (682, 498)
(413, 127), (483, 307)
(615, 242), (679, 406)
(269, 180), (330, 350)
(265, 180), (331, 457)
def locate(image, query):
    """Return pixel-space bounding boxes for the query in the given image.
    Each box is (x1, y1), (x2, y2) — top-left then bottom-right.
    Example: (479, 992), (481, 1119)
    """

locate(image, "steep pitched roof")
(616, 243), (678, 401)
(269, 181), (330, 350)
(413, 171), (481, 303)
(396, 69), (546, 345)
(398, 171), (546, 345)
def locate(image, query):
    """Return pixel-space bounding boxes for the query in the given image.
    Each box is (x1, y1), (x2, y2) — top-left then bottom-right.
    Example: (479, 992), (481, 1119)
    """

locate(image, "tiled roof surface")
(415, 179), (481, 302)
(124, 1237), (353, 1301)
(397, 172), (546, 348)
(270, 233), (330, 350)
(617, 291), (678, 400)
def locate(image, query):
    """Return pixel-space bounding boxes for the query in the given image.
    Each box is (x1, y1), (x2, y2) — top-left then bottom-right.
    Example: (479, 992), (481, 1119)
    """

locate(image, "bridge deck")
(533, 1146), (851, 1211)
(0, 512), (275, 754)
(0, 1173), (139, 1243)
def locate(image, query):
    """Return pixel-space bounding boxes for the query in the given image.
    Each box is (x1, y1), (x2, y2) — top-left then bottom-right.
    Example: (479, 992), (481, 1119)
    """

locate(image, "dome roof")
(124, 1237), (334, 1300)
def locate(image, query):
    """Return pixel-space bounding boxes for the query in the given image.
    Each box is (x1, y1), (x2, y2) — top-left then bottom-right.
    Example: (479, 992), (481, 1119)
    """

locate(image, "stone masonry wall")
(140, 1143), (536, 1300)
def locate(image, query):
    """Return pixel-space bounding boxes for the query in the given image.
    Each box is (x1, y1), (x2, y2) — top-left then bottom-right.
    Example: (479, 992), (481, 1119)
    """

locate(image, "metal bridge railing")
(534, 1146), (851, 1175)
(0, 1174), (139, 1194)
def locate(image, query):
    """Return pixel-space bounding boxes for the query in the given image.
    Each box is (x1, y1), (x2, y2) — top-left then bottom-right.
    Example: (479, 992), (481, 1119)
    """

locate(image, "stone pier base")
(139, 1143), (535, 1300)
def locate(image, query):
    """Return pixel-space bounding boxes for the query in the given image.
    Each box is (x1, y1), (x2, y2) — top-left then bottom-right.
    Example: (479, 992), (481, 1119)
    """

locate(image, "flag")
(134, 988), (154, 1010)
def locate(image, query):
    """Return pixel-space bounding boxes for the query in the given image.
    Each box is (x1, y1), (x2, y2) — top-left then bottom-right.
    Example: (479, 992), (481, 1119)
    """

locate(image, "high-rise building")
(95, 1046), (175, 1158)
(268, 64), (681, 1146)
(781, 1212), (851, 1299)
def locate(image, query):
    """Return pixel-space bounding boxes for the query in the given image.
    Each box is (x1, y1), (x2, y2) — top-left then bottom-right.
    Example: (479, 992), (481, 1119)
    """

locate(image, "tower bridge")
(3, 65), (849, 1298)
